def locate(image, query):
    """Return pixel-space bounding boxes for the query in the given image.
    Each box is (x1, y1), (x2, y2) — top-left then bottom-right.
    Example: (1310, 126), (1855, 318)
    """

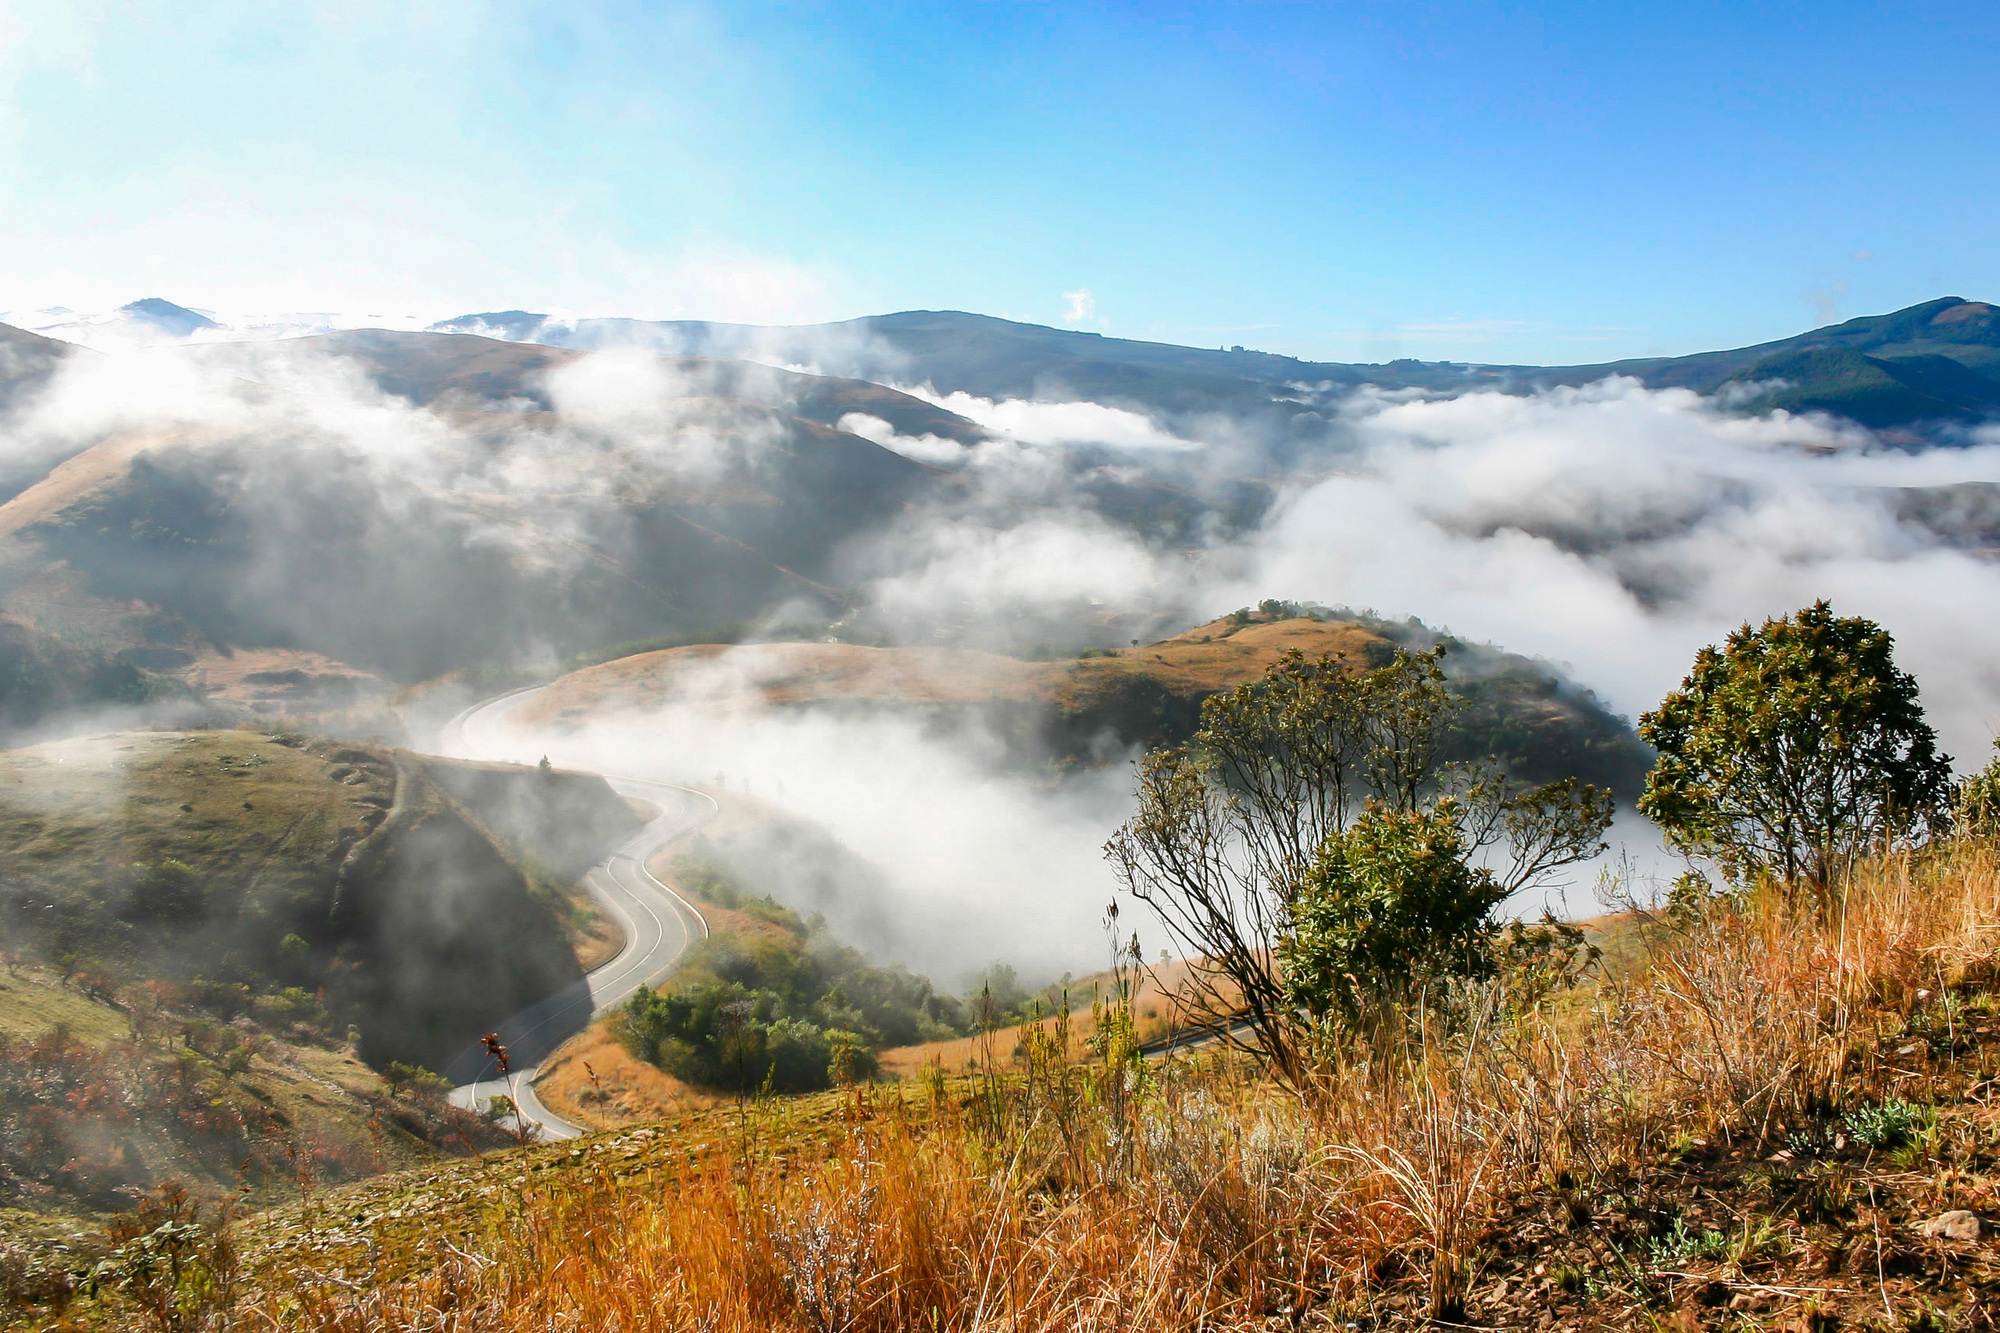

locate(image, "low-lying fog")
(10, 332), (2000, 983)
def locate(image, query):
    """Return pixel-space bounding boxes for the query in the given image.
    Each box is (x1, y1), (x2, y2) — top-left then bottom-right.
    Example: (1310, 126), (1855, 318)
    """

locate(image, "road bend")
(439, 689), (716, 1139)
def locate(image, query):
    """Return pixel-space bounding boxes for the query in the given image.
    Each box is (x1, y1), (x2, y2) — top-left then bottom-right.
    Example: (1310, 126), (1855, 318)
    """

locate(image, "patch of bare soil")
(182, 645), (391, 713)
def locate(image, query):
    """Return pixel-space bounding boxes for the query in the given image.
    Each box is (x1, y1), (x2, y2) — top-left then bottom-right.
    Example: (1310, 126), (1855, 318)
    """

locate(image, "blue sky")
(1, 1), (1995, 363)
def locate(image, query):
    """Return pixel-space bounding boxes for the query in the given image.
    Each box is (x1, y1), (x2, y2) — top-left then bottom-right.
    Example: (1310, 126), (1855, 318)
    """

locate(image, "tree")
(1638, 601), (1952, 895)
(1106, 646), (1612, 1083)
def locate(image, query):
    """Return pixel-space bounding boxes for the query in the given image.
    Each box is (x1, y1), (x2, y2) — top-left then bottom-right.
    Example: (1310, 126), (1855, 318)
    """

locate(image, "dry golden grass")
(176, 645), (389, 711)
(1053, 613), (1386, 704)
(520, 615), (1397, 729)
(877, 957), (1212, 1077)
(0, 427), (225, 541)
(533, 1012), (717, 1129)
(57, 841), (2000, 1332)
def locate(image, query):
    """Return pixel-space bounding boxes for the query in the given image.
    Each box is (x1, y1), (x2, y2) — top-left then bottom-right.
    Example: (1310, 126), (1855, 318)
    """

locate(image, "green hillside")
(1717, 344), (2000, 427)
(0, 954), (503, 1221)
(0, 731), (636, 1072)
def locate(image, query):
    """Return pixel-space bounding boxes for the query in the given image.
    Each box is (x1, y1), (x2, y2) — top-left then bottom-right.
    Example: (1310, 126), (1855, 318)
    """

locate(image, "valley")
(0, 295), (1997, 1330)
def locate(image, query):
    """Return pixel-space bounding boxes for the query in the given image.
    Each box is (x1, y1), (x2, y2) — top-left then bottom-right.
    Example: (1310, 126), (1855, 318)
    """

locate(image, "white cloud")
(835, 411), (964, 464)
(905, 388), (1200, 451)
(1223, 378), (2000, 762)
(449, 652), (1143, 979)
(868, 515), (1172, 624)
(1062, 287), (1096, 323)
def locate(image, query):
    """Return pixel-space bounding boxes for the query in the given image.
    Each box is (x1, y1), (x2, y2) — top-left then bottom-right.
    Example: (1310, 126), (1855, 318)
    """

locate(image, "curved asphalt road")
(436, 688), (717, 1140)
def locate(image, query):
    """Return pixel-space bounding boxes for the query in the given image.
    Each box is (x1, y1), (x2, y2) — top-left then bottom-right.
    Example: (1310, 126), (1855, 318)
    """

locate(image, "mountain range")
(9, 294), (2000, 434)
(0, 295), (1993, 747)
(436, 295), (2000, 433)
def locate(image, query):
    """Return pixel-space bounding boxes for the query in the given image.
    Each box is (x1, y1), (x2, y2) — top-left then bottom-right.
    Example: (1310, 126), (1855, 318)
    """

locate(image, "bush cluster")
(621, 880), (970, 1093)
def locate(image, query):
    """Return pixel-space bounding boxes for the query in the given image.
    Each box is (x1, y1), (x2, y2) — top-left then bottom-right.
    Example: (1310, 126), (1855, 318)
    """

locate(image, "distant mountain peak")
(430, 310), (550, 341)
(119, 298), (221, 337)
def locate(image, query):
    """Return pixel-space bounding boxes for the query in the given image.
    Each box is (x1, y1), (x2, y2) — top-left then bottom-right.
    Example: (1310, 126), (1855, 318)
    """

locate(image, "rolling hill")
(438, 296), (2000, 433)
(521, 605), (1652, 797)
(0, 731), (644, 1217)
(0, 332), (991, 734)
(0, 730), (639, 1072)
(0, 295), (1988, 750)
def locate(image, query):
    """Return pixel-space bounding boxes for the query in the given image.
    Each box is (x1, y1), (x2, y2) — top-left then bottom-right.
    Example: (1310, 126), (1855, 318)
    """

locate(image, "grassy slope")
(95, 844), (2000, 1333)
(0, 730), (649, 1225)
(0, 729), (637, 1071)
(523, 609), (1652, 795)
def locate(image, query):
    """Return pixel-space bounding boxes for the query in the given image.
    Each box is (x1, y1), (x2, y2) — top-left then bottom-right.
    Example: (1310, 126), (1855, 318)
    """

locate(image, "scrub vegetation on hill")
(0, 729), (648, 1227)
(0, 955), (507, 1227)
(532, 603), (1653, 798)
(54, 839), (2000, 1333)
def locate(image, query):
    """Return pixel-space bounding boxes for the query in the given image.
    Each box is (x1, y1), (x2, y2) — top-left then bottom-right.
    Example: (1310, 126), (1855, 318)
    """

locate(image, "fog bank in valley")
(6, 331), (1999, 980)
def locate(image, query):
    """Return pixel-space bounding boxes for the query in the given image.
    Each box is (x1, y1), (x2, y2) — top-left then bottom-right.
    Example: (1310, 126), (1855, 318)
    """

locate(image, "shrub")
(1844, 1096), (1929, 1149)
(1279, 803), (1504, 1023)
(1960, 743), (2000, 837)
(384, 1061), (452, 1100)
(624, 983), (879, 1093)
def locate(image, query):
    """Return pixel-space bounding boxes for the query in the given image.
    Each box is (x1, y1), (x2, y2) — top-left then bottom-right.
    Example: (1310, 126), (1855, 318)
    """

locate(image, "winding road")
(437, 688), (717, 1140)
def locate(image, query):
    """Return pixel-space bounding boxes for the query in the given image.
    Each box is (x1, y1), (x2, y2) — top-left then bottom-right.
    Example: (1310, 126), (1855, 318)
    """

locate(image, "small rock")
(1922, 1210), (1982, 1241)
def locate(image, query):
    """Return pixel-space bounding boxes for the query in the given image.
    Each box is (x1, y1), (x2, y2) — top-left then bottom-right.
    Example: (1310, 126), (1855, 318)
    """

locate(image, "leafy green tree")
(1638, 601), (1952, 894)
(1109, 646), (1612, 1082)
(1278, 803), (1504, 1023)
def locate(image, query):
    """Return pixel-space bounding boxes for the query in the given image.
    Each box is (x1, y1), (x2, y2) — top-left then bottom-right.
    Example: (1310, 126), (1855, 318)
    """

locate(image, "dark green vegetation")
(1721, 343), (2000, 428)
(0, 731), (637, 1073)
(1277, 804), (1508, 1024)
(1639, 599), (1955, 891)
(620, 860), (968, 1093)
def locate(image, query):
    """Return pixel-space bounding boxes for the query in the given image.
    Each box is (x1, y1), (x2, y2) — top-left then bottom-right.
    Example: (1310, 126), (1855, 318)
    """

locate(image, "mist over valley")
(4, 292), (2000, 1300)
(2, 297), (1999, 984)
